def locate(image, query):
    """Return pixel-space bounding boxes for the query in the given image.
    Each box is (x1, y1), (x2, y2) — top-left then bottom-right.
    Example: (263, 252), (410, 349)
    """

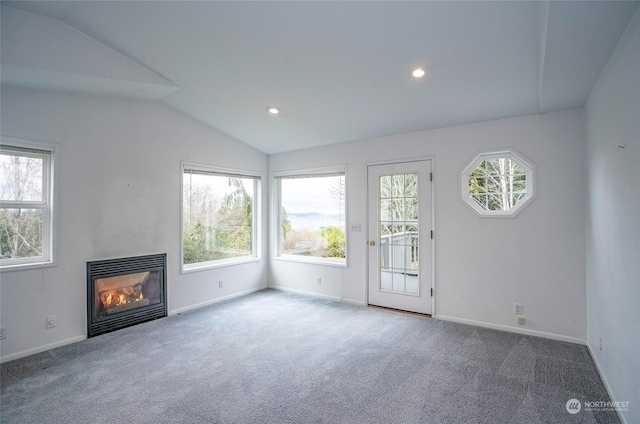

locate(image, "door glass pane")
(380, 199), (392, 221)
(380, 176), (391, 198)
(391, 199), (404, 220)
(391, 174), (404, 197)
(392, 270), (405, 292)
(378, 173), (419, 295)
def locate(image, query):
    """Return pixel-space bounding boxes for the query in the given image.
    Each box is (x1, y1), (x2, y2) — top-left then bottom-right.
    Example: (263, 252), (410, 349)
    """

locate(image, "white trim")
(430, 158), (436, 316)
(460, 148), (537, 218)
(272, 164), (347, 179)
(340, 297), (366, 306)
(182, 257), (263, 273)
(436, 314), (587, 345)
(169, 286), (268, 315)
(181, 161), (264, 179)
(269, 284), (341, 303)
(365, 158), (435, 316)
(272, 165), (348, 267)
(0, 335), (86, 364)
(180, 161), (263, 274)
(0, 260), (57, 273)
(587, 344), (629, 424)
(272, 255), (346, 268)
(365, 155), (434, 167)
(0, 137), (58, 270)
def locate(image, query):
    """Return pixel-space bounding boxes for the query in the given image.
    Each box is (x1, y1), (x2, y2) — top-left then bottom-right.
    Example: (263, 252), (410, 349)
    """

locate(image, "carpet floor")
(0, 289), (620, 423)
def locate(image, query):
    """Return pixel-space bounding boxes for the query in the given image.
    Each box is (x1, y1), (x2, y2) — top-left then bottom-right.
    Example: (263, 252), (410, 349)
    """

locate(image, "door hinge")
(431, 230), (433, 239)
(430, 172), (433, 182)
(431, 288), (434, 297)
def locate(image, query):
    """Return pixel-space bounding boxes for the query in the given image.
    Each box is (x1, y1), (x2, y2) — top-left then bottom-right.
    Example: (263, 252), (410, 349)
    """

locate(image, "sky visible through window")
(184, 173), (254, 204)
(281, 176), (344, 231)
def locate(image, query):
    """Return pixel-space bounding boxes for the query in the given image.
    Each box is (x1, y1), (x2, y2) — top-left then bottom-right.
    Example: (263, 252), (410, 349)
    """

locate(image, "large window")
(1, 142), (54, 268)
(182, 164), (260, 271)
(276, 169), (346, 265)
(462, 150), (535, 217)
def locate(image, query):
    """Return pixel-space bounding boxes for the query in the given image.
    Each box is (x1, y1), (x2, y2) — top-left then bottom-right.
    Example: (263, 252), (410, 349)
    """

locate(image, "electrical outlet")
(317, 277), (322, 285)
(218, 279), (223, 288)
(46, 315), (56, 329)
(517, 316), (525, 325)
(514, 303), (523, 315)
(0, 326), (6, 340)
(350, 223), (361, 232)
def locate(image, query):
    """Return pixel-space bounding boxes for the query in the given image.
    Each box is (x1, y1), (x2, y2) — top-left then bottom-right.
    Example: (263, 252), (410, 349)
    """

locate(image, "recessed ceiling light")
(410, 67), (427, 78)
(267, 106), (280, 115)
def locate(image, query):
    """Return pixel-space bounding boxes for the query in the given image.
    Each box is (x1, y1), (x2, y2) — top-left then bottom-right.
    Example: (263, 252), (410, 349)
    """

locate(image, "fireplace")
(87, 254), (167, 337)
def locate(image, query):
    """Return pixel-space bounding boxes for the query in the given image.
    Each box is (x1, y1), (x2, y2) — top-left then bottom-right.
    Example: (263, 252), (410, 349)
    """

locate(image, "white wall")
(0, 87), (268, 361)
(585, 8), (640, 424)
(270, 109), (587, 342)
(0, 87), (589, 361)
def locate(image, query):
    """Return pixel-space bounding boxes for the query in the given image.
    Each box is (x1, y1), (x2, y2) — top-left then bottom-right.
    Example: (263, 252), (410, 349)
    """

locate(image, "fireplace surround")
(87, 253), (167, 337)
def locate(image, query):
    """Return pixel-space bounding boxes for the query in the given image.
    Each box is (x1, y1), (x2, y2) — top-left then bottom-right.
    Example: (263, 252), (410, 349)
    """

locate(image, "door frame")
(365, 156), (436, 316)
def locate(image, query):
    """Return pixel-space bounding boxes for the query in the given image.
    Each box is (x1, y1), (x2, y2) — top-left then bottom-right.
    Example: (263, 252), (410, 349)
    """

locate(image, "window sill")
(181, 257), (262, 274)
(0, 260), (56, 273)
(273, 255), (347, 268)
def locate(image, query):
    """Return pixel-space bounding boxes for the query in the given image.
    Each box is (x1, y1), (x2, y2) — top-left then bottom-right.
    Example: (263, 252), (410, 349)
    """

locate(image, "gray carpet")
(0, 289), (620, 423)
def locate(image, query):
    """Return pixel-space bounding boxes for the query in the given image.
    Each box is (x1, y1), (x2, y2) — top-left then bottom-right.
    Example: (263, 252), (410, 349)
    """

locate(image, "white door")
(367, 161), (432, 314)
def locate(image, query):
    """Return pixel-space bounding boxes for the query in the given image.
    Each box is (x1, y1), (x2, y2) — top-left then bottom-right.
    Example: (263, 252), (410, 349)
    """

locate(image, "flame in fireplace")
(99, 283), (146, 310)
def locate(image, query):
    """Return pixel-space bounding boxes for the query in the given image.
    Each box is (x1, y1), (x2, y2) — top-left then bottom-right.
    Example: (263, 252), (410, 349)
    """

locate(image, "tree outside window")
(1, 144), (53, 267)
(182, 165), (259, 270)
(462, 150), (535, 217)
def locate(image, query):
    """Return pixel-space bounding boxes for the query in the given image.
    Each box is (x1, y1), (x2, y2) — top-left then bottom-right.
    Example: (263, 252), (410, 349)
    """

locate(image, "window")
(1, 142), (54, 268)
(461, 150), (535, 217)
(276, 169), (346, 265)
(182, 164), (260, 271)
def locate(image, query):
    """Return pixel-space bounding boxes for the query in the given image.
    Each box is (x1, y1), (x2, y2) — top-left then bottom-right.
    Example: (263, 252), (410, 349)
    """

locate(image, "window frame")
(0, 138), (56, 271)
(180, 162), (262, 273)
(461, 149), (536, 218)
(273, 166), (347, 267)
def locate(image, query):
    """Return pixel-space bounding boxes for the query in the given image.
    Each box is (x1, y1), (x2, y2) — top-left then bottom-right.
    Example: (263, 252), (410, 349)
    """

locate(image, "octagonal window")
(462, 150), (535, 217)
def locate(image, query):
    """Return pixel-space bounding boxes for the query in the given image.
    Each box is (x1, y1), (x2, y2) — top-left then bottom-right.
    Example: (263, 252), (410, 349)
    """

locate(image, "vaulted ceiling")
(1, 1), (638, 154)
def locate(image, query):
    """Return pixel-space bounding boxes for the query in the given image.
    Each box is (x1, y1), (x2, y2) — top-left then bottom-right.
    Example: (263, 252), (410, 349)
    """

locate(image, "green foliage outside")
(280, 175), (346, 260)
(320, 226), (345, 258)
(282, 225), (346, 259)
(281, 207), (292, 239)
(183, 177), (253, 265)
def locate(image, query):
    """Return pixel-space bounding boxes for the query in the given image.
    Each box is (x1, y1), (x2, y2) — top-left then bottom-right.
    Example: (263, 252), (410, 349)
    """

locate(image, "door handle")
(369, 240), (376, 246)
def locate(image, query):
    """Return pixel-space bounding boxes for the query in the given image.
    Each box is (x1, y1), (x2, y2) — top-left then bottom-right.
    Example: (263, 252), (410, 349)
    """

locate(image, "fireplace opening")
(87, 254), (167, 337)
(96, 271), (159, 316)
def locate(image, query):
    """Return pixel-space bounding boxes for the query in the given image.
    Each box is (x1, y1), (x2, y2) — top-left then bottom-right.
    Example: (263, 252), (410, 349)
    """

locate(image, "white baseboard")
(269, 285), (341, 302)
(1, 286), (268, 364)
(1, 335), (86, 364)
(340, 297), (366, 306)
(587, 343), (629, 424)
(169, 286), (268, 315)
(436, 315), (587, 345)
